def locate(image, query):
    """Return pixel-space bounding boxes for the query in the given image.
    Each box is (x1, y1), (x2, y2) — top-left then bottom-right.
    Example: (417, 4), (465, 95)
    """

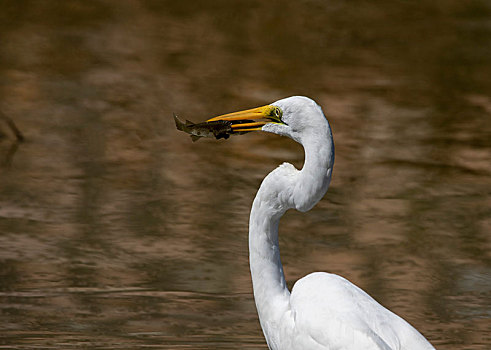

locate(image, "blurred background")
(0, 1), (490, 349)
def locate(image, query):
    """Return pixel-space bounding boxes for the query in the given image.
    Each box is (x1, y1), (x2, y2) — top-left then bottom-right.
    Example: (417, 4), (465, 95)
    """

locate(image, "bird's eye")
(274, 107), (282, 118)
(266, 107), (285, 124)
(270, 107), (282, 119)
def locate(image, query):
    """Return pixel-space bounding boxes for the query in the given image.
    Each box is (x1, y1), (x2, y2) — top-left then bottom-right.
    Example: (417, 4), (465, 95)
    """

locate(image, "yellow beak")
(207, 105), (283, 132)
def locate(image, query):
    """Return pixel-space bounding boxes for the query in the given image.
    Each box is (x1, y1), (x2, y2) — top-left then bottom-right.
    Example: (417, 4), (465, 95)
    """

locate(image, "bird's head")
(207, 96), (329, 144)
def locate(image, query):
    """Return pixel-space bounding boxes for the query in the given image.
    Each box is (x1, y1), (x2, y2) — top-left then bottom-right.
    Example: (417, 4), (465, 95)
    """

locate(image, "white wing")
(288, 272), (435, 350)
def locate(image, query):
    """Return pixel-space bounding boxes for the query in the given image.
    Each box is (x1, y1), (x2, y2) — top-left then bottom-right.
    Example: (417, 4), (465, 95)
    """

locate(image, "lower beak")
(207, 105), (278, 132)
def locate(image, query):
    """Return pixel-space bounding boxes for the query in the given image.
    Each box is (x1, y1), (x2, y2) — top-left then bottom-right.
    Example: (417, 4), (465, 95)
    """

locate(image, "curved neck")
(249, 198), (289, 340)
(294, 136), (334, 212)
(249, 124), (334, 344)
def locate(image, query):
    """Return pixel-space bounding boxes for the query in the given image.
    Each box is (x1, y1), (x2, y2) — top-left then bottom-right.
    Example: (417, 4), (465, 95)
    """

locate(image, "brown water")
(0, 1), (490, 349)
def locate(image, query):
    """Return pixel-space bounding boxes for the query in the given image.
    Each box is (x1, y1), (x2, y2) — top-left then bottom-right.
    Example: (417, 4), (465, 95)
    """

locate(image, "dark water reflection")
(0, 1), (490, 348)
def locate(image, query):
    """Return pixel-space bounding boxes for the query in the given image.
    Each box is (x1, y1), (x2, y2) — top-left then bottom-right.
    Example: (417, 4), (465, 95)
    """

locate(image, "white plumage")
(210, 96), (435, 350)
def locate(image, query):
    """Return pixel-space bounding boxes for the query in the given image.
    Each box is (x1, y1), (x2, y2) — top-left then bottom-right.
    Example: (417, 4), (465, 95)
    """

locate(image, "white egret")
(207, 96), (435, 350)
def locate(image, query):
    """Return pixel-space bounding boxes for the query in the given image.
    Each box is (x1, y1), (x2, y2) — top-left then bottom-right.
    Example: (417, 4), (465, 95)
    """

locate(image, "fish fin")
(185, 120), (195, 126)
(190, 135), (201, 142)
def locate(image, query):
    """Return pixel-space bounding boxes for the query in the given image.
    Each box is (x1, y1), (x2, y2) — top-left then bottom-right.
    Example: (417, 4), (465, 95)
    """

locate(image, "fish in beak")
(174, 114), (232, 142)
(174, 104), (285, 141)
(207, 105), (284, 132)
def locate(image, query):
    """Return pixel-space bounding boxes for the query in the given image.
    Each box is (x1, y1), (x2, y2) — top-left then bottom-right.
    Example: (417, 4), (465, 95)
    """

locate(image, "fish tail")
(173, 114), (185, 131)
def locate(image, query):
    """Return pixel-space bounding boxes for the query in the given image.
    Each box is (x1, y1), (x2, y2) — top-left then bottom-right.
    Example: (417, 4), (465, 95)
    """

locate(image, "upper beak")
(207, 105), (282, 133)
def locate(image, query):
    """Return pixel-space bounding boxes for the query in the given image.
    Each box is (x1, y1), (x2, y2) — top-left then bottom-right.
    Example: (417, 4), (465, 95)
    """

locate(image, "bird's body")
(204, 96), (435, 350)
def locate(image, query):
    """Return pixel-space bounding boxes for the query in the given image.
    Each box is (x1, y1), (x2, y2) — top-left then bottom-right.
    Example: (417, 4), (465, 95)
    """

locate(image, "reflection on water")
(0, 1), (490, 348)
